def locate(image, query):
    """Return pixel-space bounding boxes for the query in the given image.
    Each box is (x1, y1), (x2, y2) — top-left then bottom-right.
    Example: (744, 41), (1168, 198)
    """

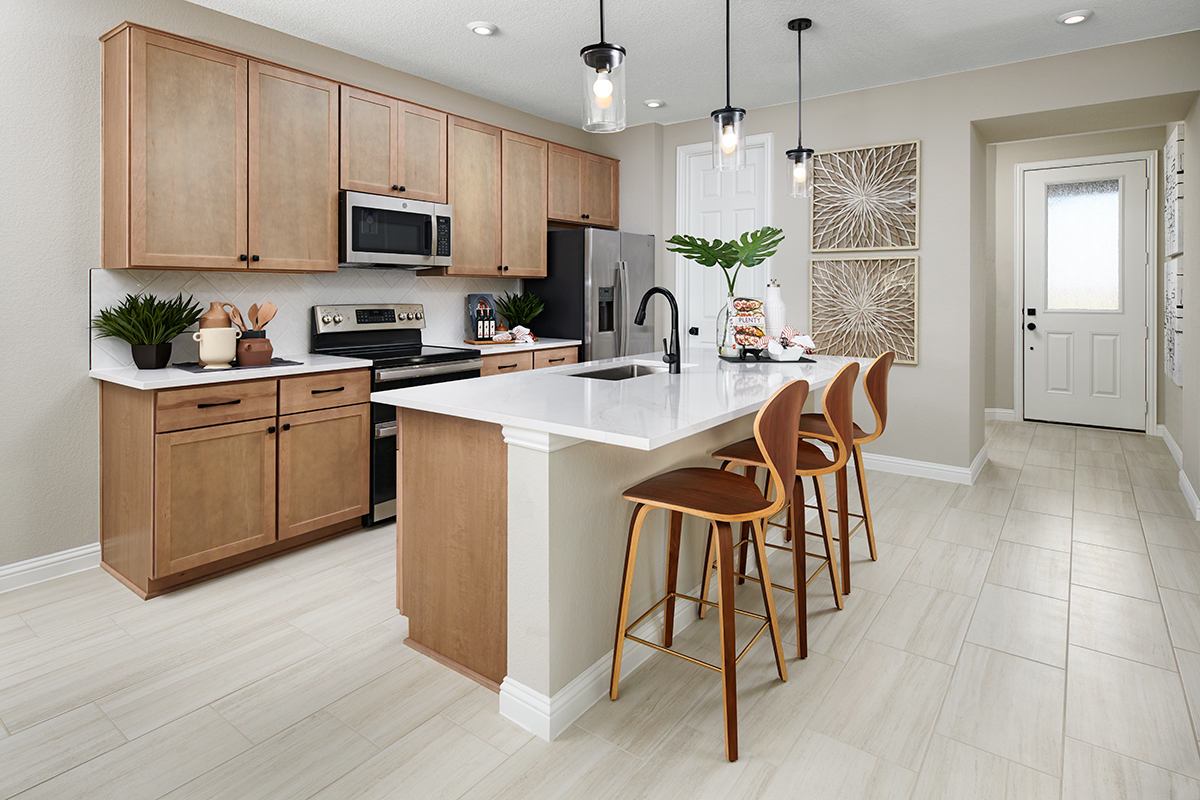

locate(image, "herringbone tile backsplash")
(90, 268), (516, 370)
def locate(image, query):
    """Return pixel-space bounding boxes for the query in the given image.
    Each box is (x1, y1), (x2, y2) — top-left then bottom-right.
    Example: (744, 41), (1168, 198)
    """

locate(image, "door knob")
(688, 327), (699, 336)
(1027, 322), (1037, 331)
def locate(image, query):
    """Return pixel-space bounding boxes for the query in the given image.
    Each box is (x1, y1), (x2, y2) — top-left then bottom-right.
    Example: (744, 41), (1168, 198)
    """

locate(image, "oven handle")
(375, 358), (483, 382)
(375, 421), (398, 439)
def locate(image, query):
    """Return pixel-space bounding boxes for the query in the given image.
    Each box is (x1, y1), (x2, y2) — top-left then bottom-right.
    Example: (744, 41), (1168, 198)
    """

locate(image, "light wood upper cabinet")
(445, 116), (503, 276)
(546, 143), (619, 229)
(340, 86), (447, 204)
(250, 64), (338, 272)
(502, 131), (548, 278)
(123, 28), (248, 270)
(278, 404), (370, 540)
(154, 417), (277, 576)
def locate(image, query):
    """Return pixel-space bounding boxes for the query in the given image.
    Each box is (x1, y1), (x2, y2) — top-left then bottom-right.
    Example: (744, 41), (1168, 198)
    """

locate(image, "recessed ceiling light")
(643, 99), (665, 109)
(468, 21), (497, 36)
(1056, 9), (1093, 24)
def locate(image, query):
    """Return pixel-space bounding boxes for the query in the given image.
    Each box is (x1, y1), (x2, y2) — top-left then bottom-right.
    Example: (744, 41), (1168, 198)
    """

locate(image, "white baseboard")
(1156, 425), (1199, 521)
(1158, 424), (1184, 470)
(985, 408), (1016, 422)
(862, 452), (976, 485)
(970, 445), (989, 483)
(0, 543), (100, 595)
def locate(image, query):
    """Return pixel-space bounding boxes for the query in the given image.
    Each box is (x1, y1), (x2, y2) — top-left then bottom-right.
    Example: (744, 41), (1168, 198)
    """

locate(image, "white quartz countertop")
(371, 350), (860, 450)
(89, 353), (373, 390)
(430, 338), (581, 355)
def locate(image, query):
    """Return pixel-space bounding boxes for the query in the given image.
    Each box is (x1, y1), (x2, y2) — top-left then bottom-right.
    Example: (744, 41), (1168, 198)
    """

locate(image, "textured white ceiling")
(187, 0), (1200, 129)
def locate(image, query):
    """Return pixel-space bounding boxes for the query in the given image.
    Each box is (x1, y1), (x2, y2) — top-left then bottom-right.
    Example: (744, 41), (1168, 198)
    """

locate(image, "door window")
(1045, 179), (1120, 311)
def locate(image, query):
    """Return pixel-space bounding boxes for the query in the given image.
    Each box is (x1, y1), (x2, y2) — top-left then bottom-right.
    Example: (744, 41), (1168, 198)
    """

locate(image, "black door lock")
(688, 327), (699, 336)
(1027, 322), (1037, 331)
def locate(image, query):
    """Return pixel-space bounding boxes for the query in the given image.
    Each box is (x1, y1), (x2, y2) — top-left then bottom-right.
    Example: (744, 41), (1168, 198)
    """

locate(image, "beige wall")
(647, 32), (1200, 471)
(0, 0), (609, 568)
(1182, 95), (1200, 493)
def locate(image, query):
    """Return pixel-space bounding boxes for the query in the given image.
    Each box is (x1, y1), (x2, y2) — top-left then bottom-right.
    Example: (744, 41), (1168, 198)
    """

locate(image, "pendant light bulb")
(710, 0), (746, 170)
(580, 0), (626, 132)
(721, 125), (739, 154)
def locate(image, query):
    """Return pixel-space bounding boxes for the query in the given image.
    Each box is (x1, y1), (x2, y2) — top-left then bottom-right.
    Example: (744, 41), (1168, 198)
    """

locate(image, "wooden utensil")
(248, 303), (260, 330)
(227, 304), (247, 332)
(255, 302), (278, 329)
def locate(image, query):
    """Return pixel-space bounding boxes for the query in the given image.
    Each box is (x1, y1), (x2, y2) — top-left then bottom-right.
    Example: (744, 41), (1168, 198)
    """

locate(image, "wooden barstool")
(611, 379), (808, 762)
(797, 351), (895, 573)
(704, 361), (860, 658)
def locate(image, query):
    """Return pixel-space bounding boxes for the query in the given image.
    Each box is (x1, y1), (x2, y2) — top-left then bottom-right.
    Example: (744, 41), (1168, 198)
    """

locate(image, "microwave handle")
(423, 218), (433, 256)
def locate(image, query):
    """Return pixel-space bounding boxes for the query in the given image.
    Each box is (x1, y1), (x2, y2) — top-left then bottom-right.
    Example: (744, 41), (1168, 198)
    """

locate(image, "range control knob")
(415, 312), (424, 320)
(406, 312), (415, 321)
(333, 314), (343, 324)
(321, 314), (333, 324)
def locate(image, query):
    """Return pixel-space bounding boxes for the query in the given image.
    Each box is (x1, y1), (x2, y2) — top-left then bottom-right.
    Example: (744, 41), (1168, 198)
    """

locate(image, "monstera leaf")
(665, 234), (738, 270)
(730, 227), (785, 268)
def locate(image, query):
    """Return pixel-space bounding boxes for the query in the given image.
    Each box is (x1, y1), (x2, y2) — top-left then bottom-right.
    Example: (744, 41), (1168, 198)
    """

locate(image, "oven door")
(340, 191), (452, 268)
(369, 359), (482, 524)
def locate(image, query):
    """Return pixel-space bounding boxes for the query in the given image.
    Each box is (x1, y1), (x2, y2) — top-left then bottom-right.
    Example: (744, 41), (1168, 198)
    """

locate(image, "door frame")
(675, 133), (773, 355)
(1013, 151), (1158, 433)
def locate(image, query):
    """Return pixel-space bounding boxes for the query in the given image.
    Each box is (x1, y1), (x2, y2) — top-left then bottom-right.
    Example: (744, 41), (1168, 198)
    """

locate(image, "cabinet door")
(447, 116), (503, 276)
(154, 418), (276, 576)
(249, 63), (338, 272)
(480, 351), (533, 376)
(130, 29), (247, 269)
(398, 102), (447, 204)
(278, 404), (370, 540)
(501, 131), (548, 278)
(340, 86), (399, 195)
(583, 154), (619, 229)
(547, 144), (584, 223)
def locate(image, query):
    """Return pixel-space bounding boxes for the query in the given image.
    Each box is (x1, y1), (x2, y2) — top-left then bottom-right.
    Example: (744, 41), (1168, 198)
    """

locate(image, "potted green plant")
(91, 292), (204, 369)
(666, 226), (784, 355)
(494, 291), (546, 330)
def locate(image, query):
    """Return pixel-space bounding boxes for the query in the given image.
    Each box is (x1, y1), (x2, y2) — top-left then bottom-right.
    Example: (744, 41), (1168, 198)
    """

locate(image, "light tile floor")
(2, 420), (1200, 798)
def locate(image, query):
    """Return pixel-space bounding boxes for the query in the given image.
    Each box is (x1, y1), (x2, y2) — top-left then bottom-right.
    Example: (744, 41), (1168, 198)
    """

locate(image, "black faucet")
(633, 286), (681, 374)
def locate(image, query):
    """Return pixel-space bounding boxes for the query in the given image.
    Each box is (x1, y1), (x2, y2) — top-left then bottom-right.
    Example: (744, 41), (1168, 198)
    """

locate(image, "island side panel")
(401, 409), (507, 688)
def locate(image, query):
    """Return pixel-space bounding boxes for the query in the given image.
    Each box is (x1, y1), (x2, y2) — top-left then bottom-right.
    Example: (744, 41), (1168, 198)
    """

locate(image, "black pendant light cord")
(599, 0), (606, 43)
(796, 22), (803, 147)
(725, 0), (731, 108)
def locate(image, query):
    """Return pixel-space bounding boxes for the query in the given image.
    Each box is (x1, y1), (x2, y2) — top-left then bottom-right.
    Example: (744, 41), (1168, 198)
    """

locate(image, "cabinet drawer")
(534, 347), (578, 369)
(279, 370), (370, 415)
(156, 380), (278, 433)
(480, 351), (533, 376)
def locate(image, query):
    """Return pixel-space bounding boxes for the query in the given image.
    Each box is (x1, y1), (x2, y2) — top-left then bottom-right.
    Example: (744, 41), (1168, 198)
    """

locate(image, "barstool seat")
(714, 438), (839, 473)
(795, 415), (869, 442)
(623, 468), (778, 520)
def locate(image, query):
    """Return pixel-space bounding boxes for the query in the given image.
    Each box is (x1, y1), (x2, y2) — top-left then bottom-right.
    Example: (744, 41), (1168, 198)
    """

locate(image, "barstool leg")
(836, 466), (851, 594)
(663, 510), (683, 647)
(713, 520), (739, 762)
(814, 477), (845, 610)
(611, 503), (650, 701)
(698, 527), (716, 620)
(736, 467), (757, 584)
(790, 480), (808, 658)
(751, 518), (788, 681)
(854, 444), (878, 561)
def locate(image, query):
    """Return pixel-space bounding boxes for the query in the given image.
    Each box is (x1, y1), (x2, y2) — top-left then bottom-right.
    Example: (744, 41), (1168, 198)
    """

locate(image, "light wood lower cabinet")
(278, 404), (371, 540)
(480, 351), (533, 376)
(100, 370), (370, 598)
(533, 346), (579, 369)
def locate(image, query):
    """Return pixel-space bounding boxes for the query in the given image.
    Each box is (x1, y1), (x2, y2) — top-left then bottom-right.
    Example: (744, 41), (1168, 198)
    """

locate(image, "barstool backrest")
(821, 362), (861, 473)
(753, 379), (809, 517)
(861, 351), (895, 442)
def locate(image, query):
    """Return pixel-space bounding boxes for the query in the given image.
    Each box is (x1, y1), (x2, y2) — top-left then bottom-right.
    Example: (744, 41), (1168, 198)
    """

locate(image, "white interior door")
(676, 135), (772, 355)
(1022, 159), (1150, 430)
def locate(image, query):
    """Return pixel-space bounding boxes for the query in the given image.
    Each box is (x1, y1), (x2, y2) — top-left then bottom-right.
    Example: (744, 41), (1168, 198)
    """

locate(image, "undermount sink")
(566, 363), (669, 381)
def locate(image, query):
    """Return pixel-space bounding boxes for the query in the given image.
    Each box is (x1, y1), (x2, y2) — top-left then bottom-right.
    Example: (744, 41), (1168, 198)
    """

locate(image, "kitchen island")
(371, 350), (856, 739)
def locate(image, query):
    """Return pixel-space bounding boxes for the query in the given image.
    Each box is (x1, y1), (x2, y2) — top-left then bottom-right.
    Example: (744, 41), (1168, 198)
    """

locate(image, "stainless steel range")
(311, 303), (481, 524)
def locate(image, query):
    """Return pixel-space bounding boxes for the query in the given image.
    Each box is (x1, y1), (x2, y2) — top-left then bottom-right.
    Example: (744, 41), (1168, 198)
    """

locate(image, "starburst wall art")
(810, 257), (918, 364)
(811, 141), (920, 252)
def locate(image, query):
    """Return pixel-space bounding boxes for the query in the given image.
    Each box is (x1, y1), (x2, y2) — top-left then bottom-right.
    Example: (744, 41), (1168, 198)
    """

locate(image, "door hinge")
(1145, 326), (1150, 341)
(1145, 400), (1149, 414)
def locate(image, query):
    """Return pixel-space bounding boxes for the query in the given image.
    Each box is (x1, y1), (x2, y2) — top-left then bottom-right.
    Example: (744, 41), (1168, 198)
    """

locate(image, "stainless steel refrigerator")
(526, 229), (656, 362)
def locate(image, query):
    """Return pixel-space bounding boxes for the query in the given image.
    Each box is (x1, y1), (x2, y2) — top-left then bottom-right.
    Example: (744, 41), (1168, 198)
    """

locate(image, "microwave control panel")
(436, 216), (452, 257)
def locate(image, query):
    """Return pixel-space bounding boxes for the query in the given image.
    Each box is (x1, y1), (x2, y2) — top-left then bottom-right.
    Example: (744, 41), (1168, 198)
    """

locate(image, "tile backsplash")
(89, 268), (517, 370)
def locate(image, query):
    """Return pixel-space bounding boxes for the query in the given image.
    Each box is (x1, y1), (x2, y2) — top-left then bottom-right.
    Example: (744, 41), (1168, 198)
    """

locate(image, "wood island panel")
(401, 410), (507, 688)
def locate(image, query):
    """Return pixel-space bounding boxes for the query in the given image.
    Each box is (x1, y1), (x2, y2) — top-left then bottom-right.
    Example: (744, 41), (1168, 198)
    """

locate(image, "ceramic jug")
(199, 302), (234, 329)
(193, 328), (240, 369)
(236, 336), (273, 367)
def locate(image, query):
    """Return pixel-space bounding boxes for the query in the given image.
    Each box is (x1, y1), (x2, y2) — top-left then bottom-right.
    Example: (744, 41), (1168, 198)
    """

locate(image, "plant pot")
(130, 343), (172, 370)
(236, 336), (273, 367)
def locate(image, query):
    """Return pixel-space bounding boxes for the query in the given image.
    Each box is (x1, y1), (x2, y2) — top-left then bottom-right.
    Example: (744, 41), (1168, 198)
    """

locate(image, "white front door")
(676, 135), (772, 355)
(1021, 158), (1150, 430)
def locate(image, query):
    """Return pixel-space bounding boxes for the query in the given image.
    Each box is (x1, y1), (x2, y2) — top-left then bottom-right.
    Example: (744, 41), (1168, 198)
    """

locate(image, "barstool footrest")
(624, 616), (773, 672)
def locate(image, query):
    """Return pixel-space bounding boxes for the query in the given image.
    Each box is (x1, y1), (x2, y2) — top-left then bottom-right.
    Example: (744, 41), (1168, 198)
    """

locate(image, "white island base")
(375, 352), (853, 740)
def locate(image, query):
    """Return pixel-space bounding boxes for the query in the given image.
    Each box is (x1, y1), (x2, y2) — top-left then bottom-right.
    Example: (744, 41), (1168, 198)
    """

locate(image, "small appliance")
(339, 191), (453, 269)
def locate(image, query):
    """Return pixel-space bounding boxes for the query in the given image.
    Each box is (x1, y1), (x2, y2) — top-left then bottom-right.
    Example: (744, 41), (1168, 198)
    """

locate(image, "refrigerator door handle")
(618, 261), (630, 357)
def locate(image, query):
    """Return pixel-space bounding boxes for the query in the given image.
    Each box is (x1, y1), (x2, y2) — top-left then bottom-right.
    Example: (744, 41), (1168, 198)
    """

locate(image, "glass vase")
(717, 293), (738, 357)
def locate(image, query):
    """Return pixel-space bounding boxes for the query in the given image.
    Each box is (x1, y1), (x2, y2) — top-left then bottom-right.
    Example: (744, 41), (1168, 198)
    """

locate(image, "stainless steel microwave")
(339, 191), (453, 269)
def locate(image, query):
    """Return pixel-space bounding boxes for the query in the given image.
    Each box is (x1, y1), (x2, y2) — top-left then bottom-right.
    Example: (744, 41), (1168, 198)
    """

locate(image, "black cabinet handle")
(251, 255), (259, 262)
(582, 214), (590, 219)
(197, 399), (241, 409)
(392, 184), (400, 190)
(239, 254), (248, 261)
(502, 266), (509, 272)
(267, 425), (276, 434)
(497, 266), (503, 272)
(311, 386), (345, 394)
(498, 364), (517, 370)
(548, 357), (565, 363)
(281, 423), (291, 431)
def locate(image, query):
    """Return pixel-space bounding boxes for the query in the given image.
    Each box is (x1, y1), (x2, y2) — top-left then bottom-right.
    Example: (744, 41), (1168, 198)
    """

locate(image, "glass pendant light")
(580, 0), (626, 133)
(786, 18), (814, 198)
(711, 0), (745, 170)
